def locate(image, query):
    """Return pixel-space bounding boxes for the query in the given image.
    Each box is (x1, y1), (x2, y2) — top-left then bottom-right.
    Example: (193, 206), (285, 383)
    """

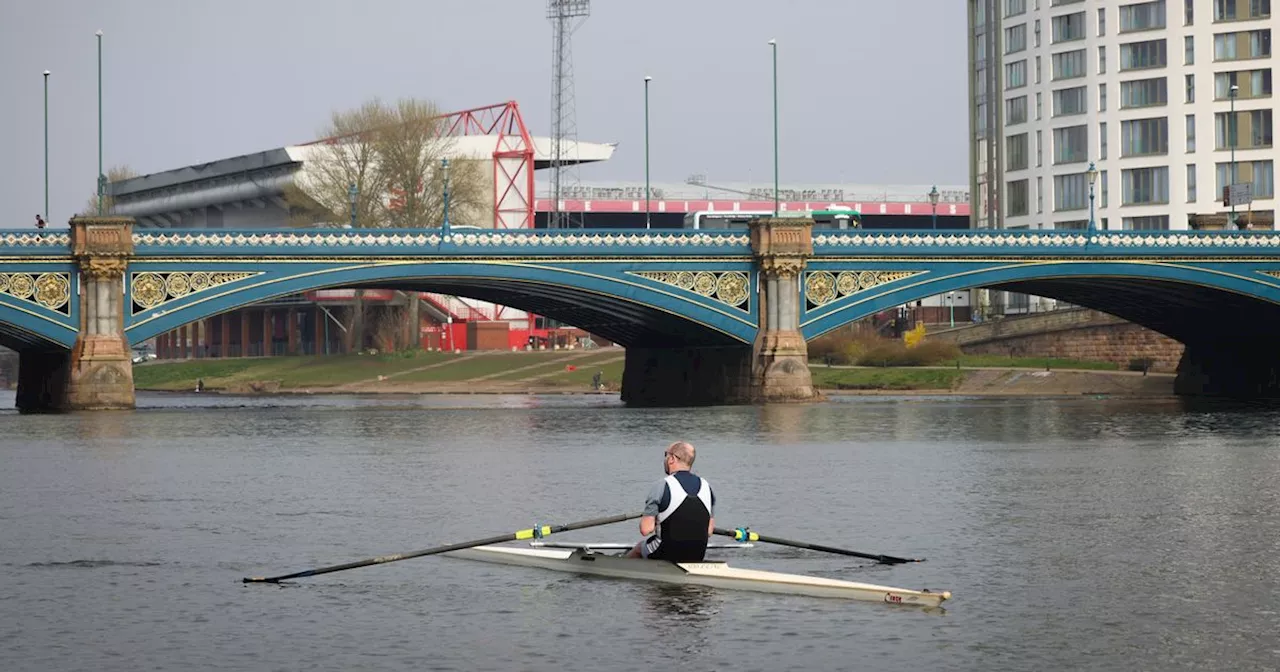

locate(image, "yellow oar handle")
(514, 525), (554, 540)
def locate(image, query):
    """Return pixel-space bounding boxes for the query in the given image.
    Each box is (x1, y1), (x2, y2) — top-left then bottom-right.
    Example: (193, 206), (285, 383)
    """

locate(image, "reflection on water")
(2, 390), (1280, 671)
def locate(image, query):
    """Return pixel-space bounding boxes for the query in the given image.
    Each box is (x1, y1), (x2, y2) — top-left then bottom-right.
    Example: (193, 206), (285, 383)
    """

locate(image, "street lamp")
(1229, 83), (1239, 228)
(768, 38), (778, 217)
(347, 183), (358, 229)
(96, 30), (104, 215)
(441, 158), (451, 233)
(43, 70), (49, 224)
(644, 75), (652, 230)
(947, 291), (955, 328)
(928, 185), (940, 230)
(1086, 161), (1098, 236)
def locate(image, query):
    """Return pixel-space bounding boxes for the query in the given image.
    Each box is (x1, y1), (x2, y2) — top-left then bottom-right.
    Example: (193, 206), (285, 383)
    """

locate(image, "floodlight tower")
(547, 0), (589, 228)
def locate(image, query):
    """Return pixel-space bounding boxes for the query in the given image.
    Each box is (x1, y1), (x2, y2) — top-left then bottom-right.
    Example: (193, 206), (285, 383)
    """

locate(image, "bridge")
(6, 217), (1280, 411)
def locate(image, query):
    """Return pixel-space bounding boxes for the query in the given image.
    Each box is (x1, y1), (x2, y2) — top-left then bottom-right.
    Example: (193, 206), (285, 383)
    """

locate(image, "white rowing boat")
(528, 541), (753, 550)
(446, 545), (951, 607)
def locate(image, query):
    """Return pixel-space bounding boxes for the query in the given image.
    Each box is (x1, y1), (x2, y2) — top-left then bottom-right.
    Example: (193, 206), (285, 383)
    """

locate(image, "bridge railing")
(0, 231), (72, 255)
(812, 228), (1280, 256)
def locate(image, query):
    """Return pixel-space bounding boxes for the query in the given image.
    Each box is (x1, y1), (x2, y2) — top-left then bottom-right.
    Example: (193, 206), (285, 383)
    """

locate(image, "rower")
(626, 441), (715, 562)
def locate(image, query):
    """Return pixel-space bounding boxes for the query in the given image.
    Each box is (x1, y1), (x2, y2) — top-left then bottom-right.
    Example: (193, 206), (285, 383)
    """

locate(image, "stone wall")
(929, 308), (1185, 371)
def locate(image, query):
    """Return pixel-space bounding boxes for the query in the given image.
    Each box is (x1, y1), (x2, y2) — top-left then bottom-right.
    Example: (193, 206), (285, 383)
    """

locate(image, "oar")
(714, 527), (924, 565)
(243, 511), (642, 584)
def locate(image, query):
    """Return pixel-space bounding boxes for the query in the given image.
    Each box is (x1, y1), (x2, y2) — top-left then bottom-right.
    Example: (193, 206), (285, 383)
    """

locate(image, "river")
(2, 391), (1279, 671)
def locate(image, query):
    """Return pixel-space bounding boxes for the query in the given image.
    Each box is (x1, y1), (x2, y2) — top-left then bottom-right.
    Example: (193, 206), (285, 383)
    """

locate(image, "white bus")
(681, 209), (862, 230)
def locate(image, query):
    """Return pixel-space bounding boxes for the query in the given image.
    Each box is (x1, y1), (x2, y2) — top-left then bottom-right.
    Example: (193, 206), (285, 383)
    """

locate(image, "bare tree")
(82, 165), (139, 216)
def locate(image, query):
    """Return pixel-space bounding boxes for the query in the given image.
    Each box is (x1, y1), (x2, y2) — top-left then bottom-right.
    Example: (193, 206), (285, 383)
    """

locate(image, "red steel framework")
(303, 101), (535, 229)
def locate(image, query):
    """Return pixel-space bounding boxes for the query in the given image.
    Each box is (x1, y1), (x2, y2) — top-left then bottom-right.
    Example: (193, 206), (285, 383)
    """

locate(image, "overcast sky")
(0, 1), (968, 226)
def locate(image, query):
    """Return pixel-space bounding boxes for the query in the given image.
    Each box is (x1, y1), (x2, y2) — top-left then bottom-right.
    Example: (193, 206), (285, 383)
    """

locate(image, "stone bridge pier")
(621, 218), (818, 406)
(17, 217), (136, 412)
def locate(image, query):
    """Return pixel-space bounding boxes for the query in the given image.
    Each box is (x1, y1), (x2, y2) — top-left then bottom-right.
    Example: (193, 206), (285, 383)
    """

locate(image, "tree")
(285, 98), (488, 352)
(82, 165), (139, 216)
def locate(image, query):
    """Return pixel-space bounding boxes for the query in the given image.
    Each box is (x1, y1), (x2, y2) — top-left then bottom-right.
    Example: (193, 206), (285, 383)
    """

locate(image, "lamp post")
(1229, 83), (1239, 228)
(43, 70), (49, 224)
(441, 158), (451, 232)
(644, 75), (652, 230)
(1086, 161), (1098, 236)
(347, 183), (358, 228)
(96, 30), (104, 215)
(768, 38), (778, 217)
(928, 185), (940, 230)
(948, 291), (955, 328)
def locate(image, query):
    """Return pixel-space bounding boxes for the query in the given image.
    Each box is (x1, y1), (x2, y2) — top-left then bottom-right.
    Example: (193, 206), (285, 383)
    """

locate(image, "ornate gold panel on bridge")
(1260, 271), (1280, 282)
(629, 271), (751, 310)
(804, 270), (924, 309)
(130, 271), (262, 315)
(0, 272), (72, 314)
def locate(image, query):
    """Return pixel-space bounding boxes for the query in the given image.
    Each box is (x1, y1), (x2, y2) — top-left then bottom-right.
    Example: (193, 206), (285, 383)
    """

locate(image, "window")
(1006, 24), (1028, 53)
(1054, 125), (1089, 164)
(1098, 7), (1107, 35)
(1122, 166), (1171, 204)
(1036, 92), (1044, 119)
(1099, 83), (1108, 110)
(1036, 55), (1043, 83)
(1186, 0), (1195, 23)
(1121, 39), (1168, 69)
(1216, 160), (1276, 198)
(1008, 133), (1030, 170)
(1212, 0), (1267, 19)
(1037, 176), (1045, 212)
(1187, 164), (1197, 202)
(1186, 73), (1195, 102)
(1053, 86), (1088, 115)
(1055, 220), (1089, 230)
(1006, 60), (1028, 89)
(1034, 19), (1042, 47)
(1215, 0), (1238, 20)
(1215, 69), (1274, 98)
(1216, 109), (1275, 148)
(1185, 36), (1195, 64)
(1037, 130), (1044, 165)
(1053, 49), (1088, 79)
(1008, 179), (1030, 216)
(1006, 96), (1029, 125)
(1099, 46), (1108, 73)
(1121, 77), (1168, 108)
(1006, 0), (1027, 16)
(1251, 0), (1272, 18)
(1215, 29), (1272, 60)
(1101, 170), (1109, 207)
(1053, 12), (1087, 42)
(1186, 114), (1197, 151)
(1121, 1), (1167, 31)
(1122, 117), (1170, 155)
(1101, 121), (1109, 158)
(1054, 173), (1090, 211)
(1125, 215), (1171, 230)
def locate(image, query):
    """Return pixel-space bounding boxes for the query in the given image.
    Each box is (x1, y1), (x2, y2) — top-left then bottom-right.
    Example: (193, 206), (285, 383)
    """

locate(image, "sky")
(0, 0), (970, 227)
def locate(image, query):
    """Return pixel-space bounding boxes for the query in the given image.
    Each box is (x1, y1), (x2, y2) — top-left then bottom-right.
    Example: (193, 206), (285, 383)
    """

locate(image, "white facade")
(971, 0), (1275, 231)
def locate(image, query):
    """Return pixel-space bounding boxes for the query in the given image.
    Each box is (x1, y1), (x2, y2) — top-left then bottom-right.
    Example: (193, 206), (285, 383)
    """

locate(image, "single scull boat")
(446, 545), (950, 607)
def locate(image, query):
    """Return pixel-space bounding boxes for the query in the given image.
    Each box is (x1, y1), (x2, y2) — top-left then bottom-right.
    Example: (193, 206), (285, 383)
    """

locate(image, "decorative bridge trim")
(130, 271), (263, 315)
(0, 272), (72, 314)
(803, 270), (925, 309)
(628, 271), (751, 311)
(814, 230), (1280, 252)
(0, 232), (72, 249)
(133, 229), (752, 250)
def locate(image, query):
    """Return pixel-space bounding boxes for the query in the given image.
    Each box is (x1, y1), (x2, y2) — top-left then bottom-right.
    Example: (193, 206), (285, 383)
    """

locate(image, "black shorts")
(640, 536), (706, 562)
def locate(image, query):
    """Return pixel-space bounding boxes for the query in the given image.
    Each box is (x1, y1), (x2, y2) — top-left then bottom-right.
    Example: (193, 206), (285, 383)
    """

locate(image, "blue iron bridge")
(4, 227), (1280, 357)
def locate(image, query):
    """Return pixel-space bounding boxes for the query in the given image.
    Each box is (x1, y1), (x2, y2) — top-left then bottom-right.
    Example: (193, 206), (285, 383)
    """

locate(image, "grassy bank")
(811, 367), (964, 391)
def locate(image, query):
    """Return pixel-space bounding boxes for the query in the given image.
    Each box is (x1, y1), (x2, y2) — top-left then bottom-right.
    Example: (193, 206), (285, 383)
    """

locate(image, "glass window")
(1215, 0), (1238, 20)
(1099, 45), (1107, 73)
(1099, 83), (1107, 111)
(1216, 160), (1275, 198)
(1215, 30), (1272, 61)
(1120, 39), (1168, 69)
(1037, 129), (1044, 166)
(1187, 164), (1197, 202)
(1037, 176), (1045, 212)
(1124, 216), (1171, 230)
(1121, 117), (1170, 156)
(1006, 96), (1029, 125)
(1122, 166), (1170, 204)
(1008, 179), (1030, 216)
(1006, 0), (1028, 17)
(1120, 77), (1168, 108)
(1215, 69), (1274, 98)
(1034, 19), (1041, 47)
(1006, 24), (1028, 53)
(1121, 0), (1167, 31)
(1006, 60), (1028, 89)
(1053, 125), (1089, 164)
(1101, 170), (1109, 207)
(1216, 109), (1274, 148)
(1054, 173), (1090, 211)
(1052, 86), (1088, 116)
(1186, 0), (1194, 23)
(1036, 92), (1043, 119)
(1186, 114), (1196, 152)
(1008, 133), (1030, 171)
(1100, 121), (1109, 158)
(1185, 36), (1195, 64)
(1098, 7), (1107, 35)
(1186, 74), (1195, 102)
(1052, 49), (1088, 79)
(1052, 12), (1087, 42)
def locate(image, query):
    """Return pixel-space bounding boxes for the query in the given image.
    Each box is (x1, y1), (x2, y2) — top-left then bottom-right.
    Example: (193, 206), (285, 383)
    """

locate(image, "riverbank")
(132, 350), (1175, 397)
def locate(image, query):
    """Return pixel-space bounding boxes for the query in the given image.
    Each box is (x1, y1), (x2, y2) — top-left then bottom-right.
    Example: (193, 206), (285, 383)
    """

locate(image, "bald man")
(626, 441), (715, 562)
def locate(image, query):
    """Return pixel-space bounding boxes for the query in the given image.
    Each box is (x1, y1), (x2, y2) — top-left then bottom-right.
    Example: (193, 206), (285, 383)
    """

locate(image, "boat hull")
(446, 546), (950, 608)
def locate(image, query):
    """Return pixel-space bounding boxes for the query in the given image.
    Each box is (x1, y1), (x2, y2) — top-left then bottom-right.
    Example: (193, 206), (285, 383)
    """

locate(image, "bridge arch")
(124, 260), (759, 348)
(800, 260), (1280, 345)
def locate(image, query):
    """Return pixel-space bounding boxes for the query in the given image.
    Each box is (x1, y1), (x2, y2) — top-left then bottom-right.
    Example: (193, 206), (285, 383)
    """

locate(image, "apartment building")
(968, 0), (1274, 231)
